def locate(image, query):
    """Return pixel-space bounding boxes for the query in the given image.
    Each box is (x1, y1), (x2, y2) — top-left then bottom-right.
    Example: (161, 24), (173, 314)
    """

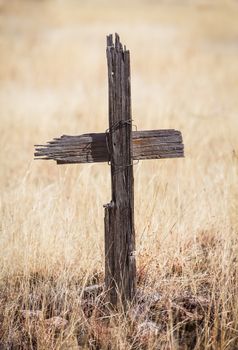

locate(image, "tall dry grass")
(1, 0), (238, 348)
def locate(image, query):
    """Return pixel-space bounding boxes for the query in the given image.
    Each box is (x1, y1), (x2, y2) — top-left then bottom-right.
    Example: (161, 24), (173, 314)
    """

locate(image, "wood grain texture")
(104, 33), (136, 307)
(34, 33), (185, 309)
(34, 129), (184, 164)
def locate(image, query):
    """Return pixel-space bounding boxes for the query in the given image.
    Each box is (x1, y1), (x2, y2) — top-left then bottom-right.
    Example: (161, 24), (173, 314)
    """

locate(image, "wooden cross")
(35, 34), (184, 308)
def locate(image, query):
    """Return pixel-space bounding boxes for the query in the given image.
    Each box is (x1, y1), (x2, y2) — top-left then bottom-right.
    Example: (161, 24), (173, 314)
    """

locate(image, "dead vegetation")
(0, 257), (237, 349)
(1, 231), (238, 349)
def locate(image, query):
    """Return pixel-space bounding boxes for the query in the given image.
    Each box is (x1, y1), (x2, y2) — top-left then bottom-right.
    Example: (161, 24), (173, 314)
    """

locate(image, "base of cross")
(34, 33), (184, 308)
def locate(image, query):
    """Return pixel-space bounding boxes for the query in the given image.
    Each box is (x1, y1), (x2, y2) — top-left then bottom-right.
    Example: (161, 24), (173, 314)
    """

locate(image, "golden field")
(0, 0), (238, 348)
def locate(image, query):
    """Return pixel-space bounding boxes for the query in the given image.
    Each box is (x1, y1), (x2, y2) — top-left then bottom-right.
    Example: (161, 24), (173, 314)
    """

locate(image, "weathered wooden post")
(34, 33), (184, 309)
(104, 34), (136, 306)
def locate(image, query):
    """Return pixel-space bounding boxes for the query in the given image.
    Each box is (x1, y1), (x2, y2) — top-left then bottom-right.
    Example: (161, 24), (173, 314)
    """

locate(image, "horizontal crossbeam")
(35, 129), (184, 164)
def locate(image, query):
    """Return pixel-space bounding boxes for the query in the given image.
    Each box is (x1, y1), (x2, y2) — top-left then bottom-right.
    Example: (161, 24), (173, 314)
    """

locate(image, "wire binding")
(105, 119), (139, 168)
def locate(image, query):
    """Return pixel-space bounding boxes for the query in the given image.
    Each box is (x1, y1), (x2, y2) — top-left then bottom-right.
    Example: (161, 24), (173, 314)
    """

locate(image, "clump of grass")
(0, 235), (238, 349)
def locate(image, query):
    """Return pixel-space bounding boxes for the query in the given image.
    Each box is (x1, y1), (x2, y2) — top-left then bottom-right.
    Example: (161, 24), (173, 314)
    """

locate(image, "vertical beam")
(104, 34), (136, 307)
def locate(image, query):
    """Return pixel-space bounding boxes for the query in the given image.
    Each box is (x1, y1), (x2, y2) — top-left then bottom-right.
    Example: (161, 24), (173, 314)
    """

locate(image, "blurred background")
(0, 0), (238, 275)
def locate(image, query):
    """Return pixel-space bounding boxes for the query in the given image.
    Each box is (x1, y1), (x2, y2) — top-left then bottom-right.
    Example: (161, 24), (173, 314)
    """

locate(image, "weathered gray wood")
(104, 33), (136, 307)
(34, 33), (185, 309)
(34, 129), (184, 164)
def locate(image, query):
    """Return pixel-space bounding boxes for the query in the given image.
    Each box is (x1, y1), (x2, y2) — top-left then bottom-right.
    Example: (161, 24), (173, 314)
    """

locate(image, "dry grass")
(1, 0), (238, 348)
